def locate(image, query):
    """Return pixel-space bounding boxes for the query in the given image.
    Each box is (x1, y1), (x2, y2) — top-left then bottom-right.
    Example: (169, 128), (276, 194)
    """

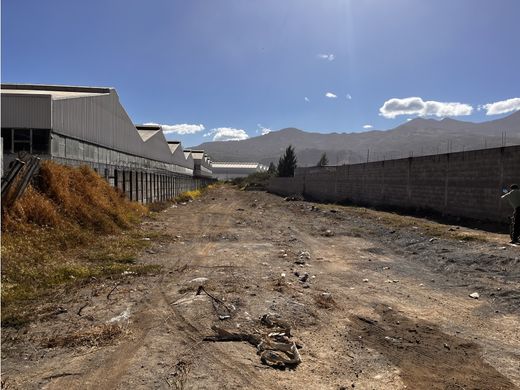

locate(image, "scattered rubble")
(295, 251), (310, 265)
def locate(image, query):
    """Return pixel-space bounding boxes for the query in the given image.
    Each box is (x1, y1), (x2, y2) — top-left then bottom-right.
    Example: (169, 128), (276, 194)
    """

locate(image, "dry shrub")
(36, 161), (146, 233)
(175, 189), (202, 203)
(1, 161), (154, 327)
(2, 186), (62, 231)
(44, 323), (124, 348)
(313, 292), (337, 309)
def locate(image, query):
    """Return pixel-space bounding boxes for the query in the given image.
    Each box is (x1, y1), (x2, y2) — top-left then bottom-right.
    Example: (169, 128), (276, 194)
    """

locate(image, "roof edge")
(1, 83), (112, 94)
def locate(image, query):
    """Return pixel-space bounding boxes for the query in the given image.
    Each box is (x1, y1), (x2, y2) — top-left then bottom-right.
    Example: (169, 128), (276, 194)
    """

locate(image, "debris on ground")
(284, 195), (304, 202)
(322, 229), (335, 237)
(204, 313), (302, 369)
(469, 292), (480, 299)
(295, 251), (310, 265)
(196, 286), (234, 320)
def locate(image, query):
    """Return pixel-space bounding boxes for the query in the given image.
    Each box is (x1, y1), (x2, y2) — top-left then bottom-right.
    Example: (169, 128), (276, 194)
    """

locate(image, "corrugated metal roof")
(1, 89), (109, 100)
(212, 162), (265, 169)
(1, 84), (111, 100)
(2, 83), (210, 177)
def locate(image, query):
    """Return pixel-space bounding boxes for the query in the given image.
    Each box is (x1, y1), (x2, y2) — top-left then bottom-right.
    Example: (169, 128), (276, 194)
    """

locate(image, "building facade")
(1, 84), (214, 203)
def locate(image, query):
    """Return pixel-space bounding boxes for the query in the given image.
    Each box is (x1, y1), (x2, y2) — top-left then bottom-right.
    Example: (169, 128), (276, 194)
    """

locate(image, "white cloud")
(318, 53), (335, 61)
(257, 124), (272, 135)
(325, 92), (337, 99)
(480, 98), (520, 115)
(363, 124), (373, 129)
(304, 97), (310, 102)
(379, 97), (473, 119)
(144, 122), (205, 135)
(346, 94), (352, 100)
(207, 127), (249, 142)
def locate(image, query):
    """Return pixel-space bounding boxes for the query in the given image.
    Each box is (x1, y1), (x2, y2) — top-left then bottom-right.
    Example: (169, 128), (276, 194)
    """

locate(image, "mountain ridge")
(192, 111), (520, 166)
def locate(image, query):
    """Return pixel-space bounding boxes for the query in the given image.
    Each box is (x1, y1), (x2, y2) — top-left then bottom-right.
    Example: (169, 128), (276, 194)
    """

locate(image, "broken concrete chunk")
(295, 251), (310, 265)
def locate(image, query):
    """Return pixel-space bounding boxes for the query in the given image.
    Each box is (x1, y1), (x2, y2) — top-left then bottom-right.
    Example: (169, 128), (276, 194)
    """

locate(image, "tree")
(268, 162), (277, 174)
(316, 152), (329, 167)
(277, 145), (297, 177)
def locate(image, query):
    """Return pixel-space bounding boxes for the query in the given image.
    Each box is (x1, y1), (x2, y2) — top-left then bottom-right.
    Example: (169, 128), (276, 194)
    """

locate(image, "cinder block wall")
(268, 146), (520, 223)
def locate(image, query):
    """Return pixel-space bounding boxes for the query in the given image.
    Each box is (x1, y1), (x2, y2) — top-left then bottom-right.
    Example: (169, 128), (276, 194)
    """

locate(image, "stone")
(469, 292), (480, 299)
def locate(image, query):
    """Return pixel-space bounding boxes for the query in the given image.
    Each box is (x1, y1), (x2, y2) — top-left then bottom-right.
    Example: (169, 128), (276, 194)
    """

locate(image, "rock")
(323, 229), (335, 237)
(362, 279), (369, 283)
(295, 251), (310, 265)
(429, 238), (438, 242)
(300, 273), (309, 283)
(189, 277), (209, 286)
(469, 292), (480, 299)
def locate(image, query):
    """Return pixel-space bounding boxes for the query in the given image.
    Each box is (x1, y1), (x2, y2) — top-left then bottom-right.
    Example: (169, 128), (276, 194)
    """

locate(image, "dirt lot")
(2, 185), (519, 389)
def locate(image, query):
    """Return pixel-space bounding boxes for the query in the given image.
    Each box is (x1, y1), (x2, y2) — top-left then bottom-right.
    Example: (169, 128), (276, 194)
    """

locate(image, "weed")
(1, 161), (160, 328)
(175, 189), (202, 203)
(44, 323), (125, 348)
(313, 293), (336, 309)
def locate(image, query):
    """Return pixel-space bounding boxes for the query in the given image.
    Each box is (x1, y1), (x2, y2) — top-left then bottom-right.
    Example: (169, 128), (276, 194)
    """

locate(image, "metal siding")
(1, 94), (52, 129)
(52, 92), (144, 157)
(51, 91), (187, 167)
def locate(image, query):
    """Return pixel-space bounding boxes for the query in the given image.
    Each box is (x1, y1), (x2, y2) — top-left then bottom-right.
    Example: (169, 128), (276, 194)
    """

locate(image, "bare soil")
(2, 185), (519, 389)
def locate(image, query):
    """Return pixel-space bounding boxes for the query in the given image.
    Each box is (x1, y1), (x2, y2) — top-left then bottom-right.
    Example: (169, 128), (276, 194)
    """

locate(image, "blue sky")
(2, 0), (520, 146)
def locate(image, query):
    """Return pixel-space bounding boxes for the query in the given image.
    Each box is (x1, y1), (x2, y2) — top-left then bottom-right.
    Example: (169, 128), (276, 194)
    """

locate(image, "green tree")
(277, 145), (297, 177)
(316, 152), (329, 167)
(268, 162), (277, 174)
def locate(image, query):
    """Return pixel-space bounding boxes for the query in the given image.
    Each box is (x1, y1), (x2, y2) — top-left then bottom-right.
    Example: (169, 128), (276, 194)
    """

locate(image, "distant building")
(184, 150), (213, 179)
(211, 162), (268, 180)
(1, 83), (214, 202)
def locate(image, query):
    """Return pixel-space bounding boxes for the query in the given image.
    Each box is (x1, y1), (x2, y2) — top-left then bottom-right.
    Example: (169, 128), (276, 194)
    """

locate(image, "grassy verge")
(318, 202), (497, 242)
(1, 161), (162, 328)
(231, 171), (274, 190)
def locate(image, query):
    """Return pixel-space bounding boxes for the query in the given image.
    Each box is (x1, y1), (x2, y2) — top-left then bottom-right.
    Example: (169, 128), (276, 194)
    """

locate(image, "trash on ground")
(204, 319), (302, 369)
(469, 292), (480, 299)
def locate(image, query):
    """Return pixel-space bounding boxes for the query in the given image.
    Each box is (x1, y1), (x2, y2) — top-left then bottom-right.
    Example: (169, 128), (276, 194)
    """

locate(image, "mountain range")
(192, 111), (520, 166)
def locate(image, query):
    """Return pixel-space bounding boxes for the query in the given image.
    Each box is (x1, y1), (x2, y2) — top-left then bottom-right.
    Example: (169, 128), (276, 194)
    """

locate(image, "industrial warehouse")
(211, 161), (268, 180)
(0, 83), (216, 203)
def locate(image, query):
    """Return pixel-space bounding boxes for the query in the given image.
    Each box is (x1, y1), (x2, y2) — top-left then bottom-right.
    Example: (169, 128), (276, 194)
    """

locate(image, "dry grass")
(313, 292), (337, 309)
(1, 161), (159, 327)
(175, 189), (203, 203)
(319, 203), (495, 242)
(44, 323), (126, 348)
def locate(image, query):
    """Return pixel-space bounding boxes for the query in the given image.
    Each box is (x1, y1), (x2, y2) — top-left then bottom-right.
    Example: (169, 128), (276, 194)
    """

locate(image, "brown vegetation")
(1, 161), (157, 327)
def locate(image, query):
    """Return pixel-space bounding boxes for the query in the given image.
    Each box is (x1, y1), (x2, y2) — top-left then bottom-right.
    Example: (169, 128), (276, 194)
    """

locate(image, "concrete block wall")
(268, 145), (520, 223)
(268, 177), (304, 197)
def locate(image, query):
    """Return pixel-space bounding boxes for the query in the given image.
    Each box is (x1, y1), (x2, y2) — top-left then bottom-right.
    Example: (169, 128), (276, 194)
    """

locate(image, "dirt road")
(2, 185), (519, 389)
